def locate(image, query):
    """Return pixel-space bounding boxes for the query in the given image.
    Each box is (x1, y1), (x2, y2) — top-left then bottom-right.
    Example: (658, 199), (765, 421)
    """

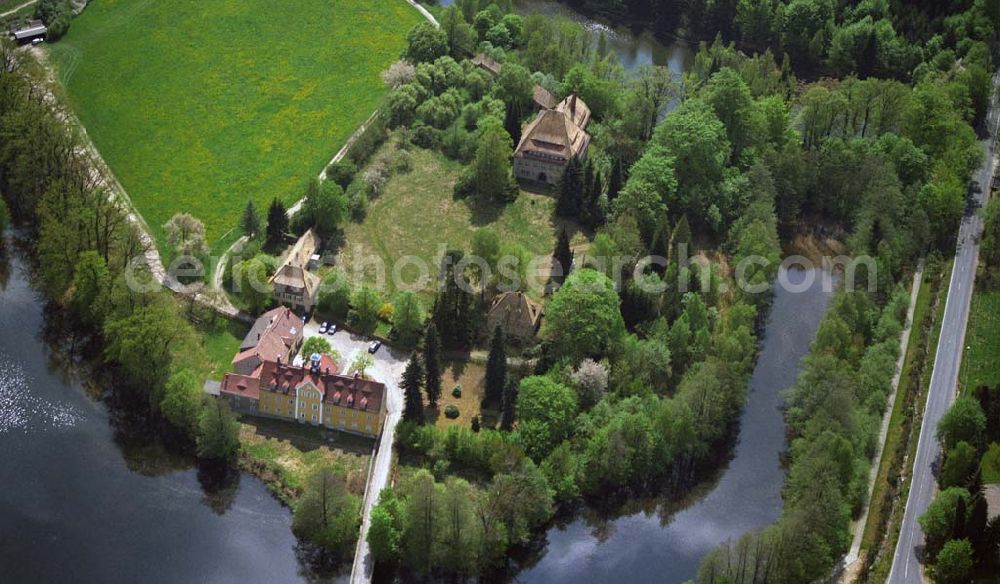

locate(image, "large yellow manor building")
(221, 353), (387, 438)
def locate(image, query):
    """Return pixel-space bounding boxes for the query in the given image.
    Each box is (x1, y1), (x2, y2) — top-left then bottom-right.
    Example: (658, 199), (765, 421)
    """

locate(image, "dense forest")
(1, 0), (997, 580)
(360, 0), (998, 580)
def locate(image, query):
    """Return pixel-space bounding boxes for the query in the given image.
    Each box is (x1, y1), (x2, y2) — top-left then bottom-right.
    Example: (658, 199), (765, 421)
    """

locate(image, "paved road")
(888, 69), (1000, 584)
(298, 321), (409, 584)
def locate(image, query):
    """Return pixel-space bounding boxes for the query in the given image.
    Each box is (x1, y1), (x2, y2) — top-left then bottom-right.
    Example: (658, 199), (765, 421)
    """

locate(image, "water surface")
(516, 267), (837, 583)
(0, 244), (316, 583)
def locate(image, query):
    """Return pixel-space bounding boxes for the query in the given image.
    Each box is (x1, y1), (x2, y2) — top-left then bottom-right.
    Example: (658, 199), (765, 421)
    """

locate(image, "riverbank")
(514, 266), (836, 583)
(0, 239), (317, 583)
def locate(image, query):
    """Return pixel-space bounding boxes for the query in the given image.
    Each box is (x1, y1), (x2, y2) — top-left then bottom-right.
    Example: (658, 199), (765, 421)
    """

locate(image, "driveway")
(299, 320), (409, 584)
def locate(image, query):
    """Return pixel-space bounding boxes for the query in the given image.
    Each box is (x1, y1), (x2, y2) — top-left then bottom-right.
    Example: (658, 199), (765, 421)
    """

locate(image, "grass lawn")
(197, 317), (249, 380)
(336, 146), (586, 300)
(47, 0), (421, 252)
(426, 360), (503, 429)
(0, 0), (30, 12)
(959, 288), (1000, 391)
(239, 416), (372, 502)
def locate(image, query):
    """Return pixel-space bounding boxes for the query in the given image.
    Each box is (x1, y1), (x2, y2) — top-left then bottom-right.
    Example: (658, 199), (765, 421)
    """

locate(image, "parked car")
(31, 38), (43, 46)
(318, 322), (328, 334)
(368, 340), (382, 354)
(326, 324), (337, 335)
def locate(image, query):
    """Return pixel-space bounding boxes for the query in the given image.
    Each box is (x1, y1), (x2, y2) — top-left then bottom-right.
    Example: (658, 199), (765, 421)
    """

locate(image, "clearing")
(47, 0), (421, 252)
(335, 146), (585, 300)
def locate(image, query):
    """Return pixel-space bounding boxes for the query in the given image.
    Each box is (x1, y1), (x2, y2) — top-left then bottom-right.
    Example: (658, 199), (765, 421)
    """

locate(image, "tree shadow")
(464, 194), (505, 226)
(241, 416), (374, 455)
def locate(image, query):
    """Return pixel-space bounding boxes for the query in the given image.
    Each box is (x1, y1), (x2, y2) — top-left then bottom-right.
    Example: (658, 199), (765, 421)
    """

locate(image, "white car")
(318, 322), (328, 334)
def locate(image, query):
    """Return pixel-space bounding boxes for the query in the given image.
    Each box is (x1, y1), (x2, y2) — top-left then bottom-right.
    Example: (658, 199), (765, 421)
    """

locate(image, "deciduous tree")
(542, 269), (626, 363)
(292, 467), (360, 554)
(196, 399), (241, 460)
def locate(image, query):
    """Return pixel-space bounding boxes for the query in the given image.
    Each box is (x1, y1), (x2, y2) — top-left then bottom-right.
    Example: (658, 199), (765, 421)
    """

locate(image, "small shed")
(11, 21), (47, 44)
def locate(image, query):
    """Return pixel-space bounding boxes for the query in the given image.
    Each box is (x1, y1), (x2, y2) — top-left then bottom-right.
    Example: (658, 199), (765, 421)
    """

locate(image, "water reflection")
(439, 0), (693, 74)
(0, 235), (335, 583)
(516, 267), (837, 583)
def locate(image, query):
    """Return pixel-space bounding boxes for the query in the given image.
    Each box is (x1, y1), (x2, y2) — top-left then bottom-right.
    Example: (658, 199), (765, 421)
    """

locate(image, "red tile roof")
(232, 307), (302, 367)
(220, 364), (263, 400)
(257, 358), (385, 413)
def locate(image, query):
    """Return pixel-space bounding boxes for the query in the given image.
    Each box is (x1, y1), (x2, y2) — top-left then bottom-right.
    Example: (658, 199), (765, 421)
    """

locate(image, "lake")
(0, 239), (322, 583)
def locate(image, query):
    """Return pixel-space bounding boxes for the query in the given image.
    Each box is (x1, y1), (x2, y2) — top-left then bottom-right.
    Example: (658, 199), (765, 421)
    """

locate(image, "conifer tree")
(607, 158), (623, 201)
(485, 326), (507, 405)
(553, 228), (573, 285)
(500, 379), (518, 431)
(504, 103), (522, 147)
(423, 323), (442, 407)
(431, 251), (473, 348)
(672, 214), (692, 256)
(241, 200), (261, 239)
(649, 216), (671, 274)
(266, 197), (289, 246)
(581, 162), (604, 229)
(556, 156), (584, 218)
(401, 357), (425, 424)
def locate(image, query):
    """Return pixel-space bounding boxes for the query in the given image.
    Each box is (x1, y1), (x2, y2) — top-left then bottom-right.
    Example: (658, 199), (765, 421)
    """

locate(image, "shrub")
(325, 160), (357, 189)
(345, 180), (369, 222)
(363, 160), (390, 198)
(452, 385), (462, 398)
(444, 405), (460, 419)
(348, 115), (387, 166)
(392, 149), (412, 174)
(412, 123), (441, 149)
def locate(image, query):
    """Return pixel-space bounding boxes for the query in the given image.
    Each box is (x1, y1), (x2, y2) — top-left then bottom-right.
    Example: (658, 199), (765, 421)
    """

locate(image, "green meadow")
(49, 0), (421, 252)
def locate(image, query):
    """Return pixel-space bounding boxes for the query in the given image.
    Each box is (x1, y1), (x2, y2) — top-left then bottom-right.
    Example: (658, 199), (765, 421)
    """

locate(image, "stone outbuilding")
(513, 94), (591, 186)
(487, 291), (543, 343)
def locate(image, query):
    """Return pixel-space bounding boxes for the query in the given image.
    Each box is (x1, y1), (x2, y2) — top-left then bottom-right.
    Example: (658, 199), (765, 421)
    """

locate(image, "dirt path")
(840, 261), (924, 582)
(0, 0), (37, 18)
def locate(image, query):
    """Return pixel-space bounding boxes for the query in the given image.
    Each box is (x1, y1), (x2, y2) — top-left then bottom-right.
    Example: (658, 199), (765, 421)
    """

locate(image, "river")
(441, 0), (693, 75)
(515, 266), (836, 583)
(0, 240), (320, 583)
